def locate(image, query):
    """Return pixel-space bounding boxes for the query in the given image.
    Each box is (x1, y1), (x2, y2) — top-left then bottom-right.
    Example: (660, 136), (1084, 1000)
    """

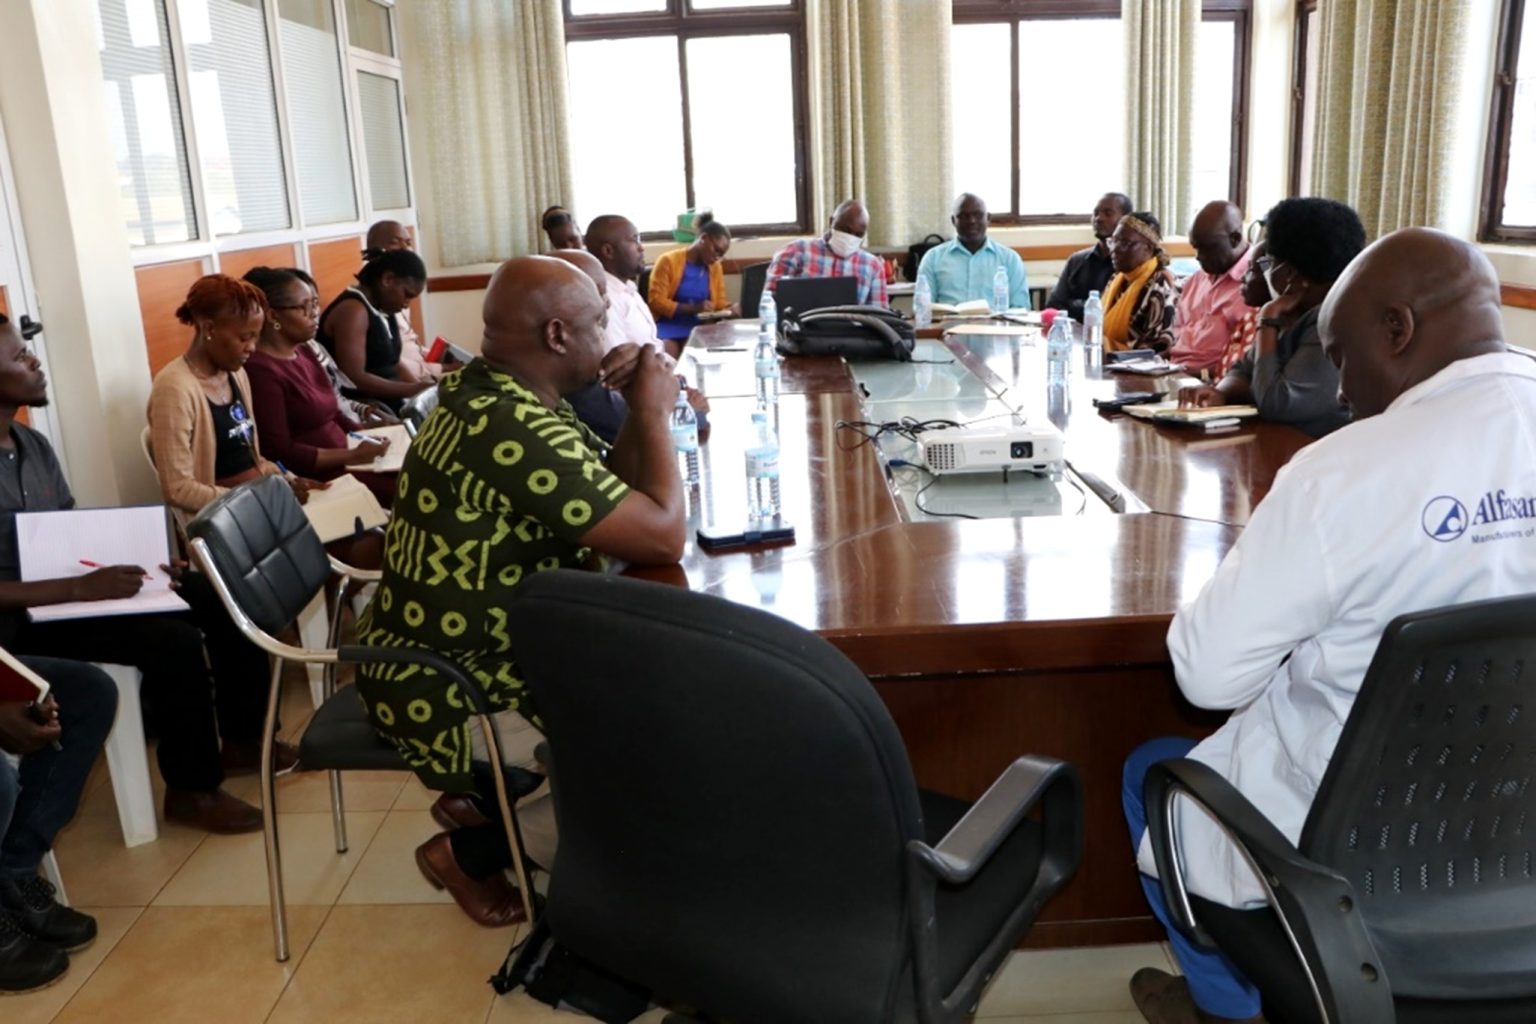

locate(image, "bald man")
(765, 199), (889, 307)
(355, 255), (684, 928)
(1122, 229), (1536, 1024)
(915, 193), (1030, 310)
(1167, 201), (1252, 373)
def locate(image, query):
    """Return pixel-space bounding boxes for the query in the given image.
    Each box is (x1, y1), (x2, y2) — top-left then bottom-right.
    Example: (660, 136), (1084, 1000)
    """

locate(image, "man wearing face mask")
(765, 199), (889, 307)
(1177, 197), (1364, 438)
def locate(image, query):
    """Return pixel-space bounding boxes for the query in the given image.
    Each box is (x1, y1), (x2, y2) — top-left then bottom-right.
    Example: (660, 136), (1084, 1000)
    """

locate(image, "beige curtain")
(807, 0), (952, 246)
(1310, 0), (1467, 238)
(401, 0), (571, 267)
(1123, 0), (1198, 232)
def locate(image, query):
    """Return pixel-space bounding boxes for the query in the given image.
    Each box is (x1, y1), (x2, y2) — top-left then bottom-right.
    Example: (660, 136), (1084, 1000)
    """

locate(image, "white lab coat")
(1139, 350), (1536, 907)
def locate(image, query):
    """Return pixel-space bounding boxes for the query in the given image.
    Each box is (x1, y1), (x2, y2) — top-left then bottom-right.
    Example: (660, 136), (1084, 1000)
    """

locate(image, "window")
(343, 0), (394, 57)
(357, 70), (410, 210)
(1482, 0), (1536, 241)
(951, 0), (1249, 226)
(563, 1), (807, 236)
(279, 0), (359, 225)
(1289, 0), (1320, 196)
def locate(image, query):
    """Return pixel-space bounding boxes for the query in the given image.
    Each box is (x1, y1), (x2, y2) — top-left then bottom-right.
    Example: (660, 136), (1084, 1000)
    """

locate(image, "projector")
(918, 420), (1065, 475)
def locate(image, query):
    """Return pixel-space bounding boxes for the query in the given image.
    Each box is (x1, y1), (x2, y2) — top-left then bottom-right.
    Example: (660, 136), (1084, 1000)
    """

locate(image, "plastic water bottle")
(1047, 315), (1070, 384)
(1083, 291), (1104, 371)
(745, 410), (781, 521)
(670, 390), (699, 484)
(758, 287), (777, 336)
(991, 265), (1009, 315)
(754, 329), (780, 410)
(913, 274), (933, 328)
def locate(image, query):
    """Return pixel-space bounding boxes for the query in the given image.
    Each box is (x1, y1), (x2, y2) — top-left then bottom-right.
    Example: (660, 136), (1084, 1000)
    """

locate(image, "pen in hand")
(79, 559), (153, 581)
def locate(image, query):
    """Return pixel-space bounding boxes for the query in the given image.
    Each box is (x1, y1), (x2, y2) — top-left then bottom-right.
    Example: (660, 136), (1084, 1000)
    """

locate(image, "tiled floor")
(14, 665), (1175, 1023)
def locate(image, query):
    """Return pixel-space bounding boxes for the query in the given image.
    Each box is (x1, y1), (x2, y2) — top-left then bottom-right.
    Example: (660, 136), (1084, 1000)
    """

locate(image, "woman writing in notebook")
(647, 212), (739, 358)
(1100, 212), (1177, 353)
(242, 267), (395, 507)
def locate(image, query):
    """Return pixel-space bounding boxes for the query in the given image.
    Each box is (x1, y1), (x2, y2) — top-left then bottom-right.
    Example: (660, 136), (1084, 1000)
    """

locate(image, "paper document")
(0, 646), (49, 704)
(1123, 402), (1260, 425)
(1107, 359), (1186, 376)
(347, 424), (411, 473)
(301, 473), (389, 543)
(17, 505), (189, 622)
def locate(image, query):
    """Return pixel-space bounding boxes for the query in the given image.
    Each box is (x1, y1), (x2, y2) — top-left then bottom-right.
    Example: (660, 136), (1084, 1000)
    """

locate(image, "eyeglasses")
(272, 301), (321, 314)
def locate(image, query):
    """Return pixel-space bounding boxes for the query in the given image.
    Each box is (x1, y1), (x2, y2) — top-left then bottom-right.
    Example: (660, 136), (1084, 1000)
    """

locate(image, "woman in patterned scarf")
(1101, 211), (1177, 352)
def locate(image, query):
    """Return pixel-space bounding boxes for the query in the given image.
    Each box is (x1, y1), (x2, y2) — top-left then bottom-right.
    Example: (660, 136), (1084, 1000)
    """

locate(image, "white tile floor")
(14, 666), (1174, 1022)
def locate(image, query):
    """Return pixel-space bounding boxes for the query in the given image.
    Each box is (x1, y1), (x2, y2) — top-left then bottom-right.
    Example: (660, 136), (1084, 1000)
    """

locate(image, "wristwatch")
(1258, 316), (1287, 329)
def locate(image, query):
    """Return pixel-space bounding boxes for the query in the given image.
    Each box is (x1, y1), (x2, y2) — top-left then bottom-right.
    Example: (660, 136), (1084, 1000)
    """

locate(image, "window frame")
(1288, 0), (1317, 197)
(561, 0), (811, 240)
(111, 0), (417, 271)
(951, 0), (1250, 226)
(1481, 0), (1534, 243)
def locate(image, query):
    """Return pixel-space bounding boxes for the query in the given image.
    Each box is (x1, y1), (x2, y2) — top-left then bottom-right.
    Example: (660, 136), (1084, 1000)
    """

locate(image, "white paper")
(17, 506), (189, 622)
(346, 424), (411, 473)
(301, 473), (389, 543)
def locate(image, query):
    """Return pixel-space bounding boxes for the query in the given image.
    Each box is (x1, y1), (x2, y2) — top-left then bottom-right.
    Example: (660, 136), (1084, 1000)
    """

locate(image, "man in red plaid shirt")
(765, 199), (889, 307)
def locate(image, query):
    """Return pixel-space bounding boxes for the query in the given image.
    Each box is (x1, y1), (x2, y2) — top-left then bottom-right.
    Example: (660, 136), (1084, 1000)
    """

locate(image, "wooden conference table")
(634, 320), (1311, 948)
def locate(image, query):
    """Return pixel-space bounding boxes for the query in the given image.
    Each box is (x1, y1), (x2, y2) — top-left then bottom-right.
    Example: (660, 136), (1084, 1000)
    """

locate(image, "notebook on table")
(1123, 402), (1260, 428)
(16, 505), (189, 622)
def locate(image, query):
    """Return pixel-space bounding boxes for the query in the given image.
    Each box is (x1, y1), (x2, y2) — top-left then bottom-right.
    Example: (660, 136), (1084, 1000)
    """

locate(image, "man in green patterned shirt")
(357, 255), (685, 925)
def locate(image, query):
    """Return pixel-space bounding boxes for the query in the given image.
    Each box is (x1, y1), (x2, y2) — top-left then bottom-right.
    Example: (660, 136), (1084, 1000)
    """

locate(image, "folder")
(0, 646), (49, 704)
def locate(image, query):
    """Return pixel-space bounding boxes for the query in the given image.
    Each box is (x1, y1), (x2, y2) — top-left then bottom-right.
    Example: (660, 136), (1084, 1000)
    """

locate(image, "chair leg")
(328, 770), (348, 853)
(260, 656), (290, 962)
(476, 716), (539, 929)
(95, 663), (157, 848)
(41, 852), (66, 905)
(297, 592), (329, 709)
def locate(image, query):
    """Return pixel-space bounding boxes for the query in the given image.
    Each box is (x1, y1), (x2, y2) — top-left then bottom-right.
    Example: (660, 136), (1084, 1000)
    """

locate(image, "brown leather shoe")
(220, 739), (299, 776)
(163, 788), (264, 834)
(1129, 967), (1265, 1024)
(414, 832), (525, 927)
(430, 793), (490, 831)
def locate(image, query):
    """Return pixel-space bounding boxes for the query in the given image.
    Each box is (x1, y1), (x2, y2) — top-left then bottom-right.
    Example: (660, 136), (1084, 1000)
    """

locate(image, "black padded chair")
(737, 260), (770, 322)
(399, 383), (439, 437)
(499, 570), (1082, 1024)
(1145, 594), (1536, 1024)
(185, 475), (540, 961)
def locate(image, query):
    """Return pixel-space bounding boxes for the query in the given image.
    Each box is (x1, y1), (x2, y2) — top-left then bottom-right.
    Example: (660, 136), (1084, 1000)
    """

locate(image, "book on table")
(346, 424), (411, 473)
(16, 505), (190, 622)
(1123, 401), (1260, 427)
(301, 473), (389, 543)
(0, 645), (50, 704)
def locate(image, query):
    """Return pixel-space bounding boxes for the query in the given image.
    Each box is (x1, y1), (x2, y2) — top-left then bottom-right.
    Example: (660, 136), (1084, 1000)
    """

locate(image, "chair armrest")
(336, 644), (494, 716)
(908, 755), (1081, 885)
(1143, 759), (1395, 1024)
(329, 555), (382, 584)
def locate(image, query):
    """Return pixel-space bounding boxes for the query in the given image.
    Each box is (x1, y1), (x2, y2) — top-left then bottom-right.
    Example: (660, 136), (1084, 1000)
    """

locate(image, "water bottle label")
(756, 359), (777, 379)
(746, 451), (779, 479)
(671, 425), (698, 452)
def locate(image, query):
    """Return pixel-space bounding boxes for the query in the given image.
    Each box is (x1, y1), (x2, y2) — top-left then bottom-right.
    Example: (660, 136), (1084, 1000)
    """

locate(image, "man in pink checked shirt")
(1167, 201), (1253, 375)
(766, 199), (889, 307)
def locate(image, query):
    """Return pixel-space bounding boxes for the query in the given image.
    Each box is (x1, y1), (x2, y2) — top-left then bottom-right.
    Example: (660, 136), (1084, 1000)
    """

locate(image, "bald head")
(1189, 201), (1246, 276)
(584, 215), (644, 281)
(480, 255), (607, 400)
(547, 248), (606, 297)
(1319, 228), (1506, 419)
(366, 220), (411, 253)
(830, 199), (868, 238)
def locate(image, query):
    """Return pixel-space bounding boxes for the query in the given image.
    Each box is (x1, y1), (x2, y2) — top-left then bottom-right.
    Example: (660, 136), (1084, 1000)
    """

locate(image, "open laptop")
(772, 275), (860, 316)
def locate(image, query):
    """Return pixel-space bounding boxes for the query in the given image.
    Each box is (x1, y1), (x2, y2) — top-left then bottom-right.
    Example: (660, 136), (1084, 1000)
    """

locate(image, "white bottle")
(1083, 290), (1104, 371)
(991, 265), (1010, 315)
(913, 274), (933, 329)
(754, 329), (780, 410)
(758, 287), (777, 337)
(1047, 315), (1071, 384)
(745, 410), (781, 521)
(670, 390), (699, 484)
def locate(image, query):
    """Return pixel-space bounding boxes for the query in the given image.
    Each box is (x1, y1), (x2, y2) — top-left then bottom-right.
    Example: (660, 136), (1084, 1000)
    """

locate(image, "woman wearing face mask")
(647, 213), (739, 358)
(1178, 197), (1365, 438)
(317, 247), (432, 413)
(764, 198), (889, 307)
(241, 267), (395, 507)
(1100, 211), (1177, 352)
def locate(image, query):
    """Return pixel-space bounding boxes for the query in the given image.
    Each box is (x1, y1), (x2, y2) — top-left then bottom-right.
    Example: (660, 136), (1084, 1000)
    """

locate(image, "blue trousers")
(1123, 737), (1261, 1020)
(0, 658), (117, 878)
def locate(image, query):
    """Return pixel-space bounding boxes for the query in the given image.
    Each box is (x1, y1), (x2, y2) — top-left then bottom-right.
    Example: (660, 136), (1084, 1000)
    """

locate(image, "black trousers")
(9, 572), (269, 792)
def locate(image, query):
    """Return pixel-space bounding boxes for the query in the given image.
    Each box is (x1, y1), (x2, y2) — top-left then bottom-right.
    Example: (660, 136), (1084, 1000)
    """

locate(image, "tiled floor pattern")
(13, 666), (1175, 1023)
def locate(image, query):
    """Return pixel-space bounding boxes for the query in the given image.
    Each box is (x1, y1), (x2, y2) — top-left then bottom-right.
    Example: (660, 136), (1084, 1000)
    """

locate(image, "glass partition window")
(98, 0), (198, 245)
(357, 70), (411, 210)
(278, 0), (359, 225)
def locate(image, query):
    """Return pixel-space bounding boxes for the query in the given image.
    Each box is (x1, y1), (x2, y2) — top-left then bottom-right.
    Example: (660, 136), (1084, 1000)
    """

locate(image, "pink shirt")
(1168, 247), (1253, 373)
(603, 271), (662, 355)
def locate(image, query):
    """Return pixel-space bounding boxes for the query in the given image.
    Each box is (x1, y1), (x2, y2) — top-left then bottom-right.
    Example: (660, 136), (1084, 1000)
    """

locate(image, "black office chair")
(399, 383), (439, 437)
(1145, 594), (1536, 1024)
(185, 476), (541, 962)
(737, 260), (770, 321)
(498, 570), (1082, 1024)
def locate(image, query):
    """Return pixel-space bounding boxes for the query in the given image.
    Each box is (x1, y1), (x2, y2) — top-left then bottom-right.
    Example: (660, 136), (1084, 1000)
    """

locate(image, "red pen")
(79, 560), (153, 580)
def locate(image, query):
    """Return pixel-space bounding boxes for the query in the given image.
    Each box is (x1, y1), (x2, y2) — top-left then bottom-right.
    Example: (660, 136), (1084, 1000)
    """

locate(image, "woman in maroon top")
(241, 267), (395, 506)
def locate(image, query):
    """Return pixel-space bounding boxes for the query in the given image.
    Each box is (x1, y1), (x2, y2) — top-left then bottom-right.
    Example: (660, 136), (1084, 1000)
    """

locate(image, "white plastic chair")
(95, 663), (157, 847)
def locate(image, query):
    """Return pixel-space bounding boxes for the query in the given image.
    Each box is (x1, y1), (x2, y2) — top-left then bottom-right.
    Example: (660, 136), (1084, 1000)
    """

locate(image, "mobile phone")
(697, 519), (796, 551)
(1093, 392), (1159, 411)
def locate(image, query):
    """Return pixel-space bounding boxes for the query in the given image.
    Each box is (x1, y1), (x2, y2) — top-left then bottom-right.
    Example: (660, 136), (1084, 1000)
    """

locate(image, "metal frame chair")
(184, 475), (540, 961)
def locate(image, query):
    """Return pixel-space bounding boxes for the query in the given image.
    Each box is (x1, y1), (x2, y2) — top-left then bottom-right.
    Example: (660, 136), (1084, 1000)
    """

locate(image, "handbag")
(776, 305), (916, 361)
(904, 233), (945, 282)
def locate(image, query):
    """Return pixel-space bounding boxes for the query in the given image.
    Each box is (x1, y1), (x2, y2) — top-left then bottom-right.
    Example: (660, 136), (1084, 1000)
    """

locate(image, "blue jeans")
(1123, 737), (1261, 1020)
(0, 658), (117, 878)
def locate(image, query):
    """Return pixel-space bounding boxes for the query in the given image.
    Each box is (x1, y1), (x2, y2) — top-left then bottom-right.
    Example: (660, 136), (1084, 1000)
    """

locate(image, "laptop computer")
(772, 275), (860, 316)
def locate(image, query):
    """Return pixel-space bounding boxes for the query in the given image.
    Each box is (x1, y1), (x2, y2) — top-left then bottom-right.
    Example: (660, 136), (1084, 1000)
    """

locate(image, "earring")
(272, 322), (283, 332)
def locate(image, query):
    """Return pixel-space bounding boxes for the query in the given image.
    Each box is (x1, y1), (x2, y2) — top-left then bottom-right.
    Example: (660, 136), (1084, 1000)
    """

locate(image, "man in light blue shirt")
(916, 193), (1030, 309)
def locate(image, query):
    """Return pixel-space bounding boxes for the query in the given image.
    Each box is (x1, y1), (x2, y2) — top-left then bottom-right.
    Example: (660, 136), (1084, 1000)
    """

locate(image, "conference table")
(637, 319), (1311, 948)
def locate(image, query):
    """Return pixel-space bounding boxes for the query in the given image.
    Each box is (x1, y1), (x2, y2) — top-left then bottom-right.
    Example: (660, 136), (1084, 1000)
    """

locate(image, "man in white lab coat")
(1123, 228), (1536, 1024)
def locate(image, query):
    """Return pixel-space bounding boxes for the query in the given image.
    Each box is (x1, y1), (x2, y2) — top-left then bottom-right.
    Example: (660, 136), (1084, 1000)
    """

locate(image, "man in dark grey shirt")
(1046, 192), (1131, 321)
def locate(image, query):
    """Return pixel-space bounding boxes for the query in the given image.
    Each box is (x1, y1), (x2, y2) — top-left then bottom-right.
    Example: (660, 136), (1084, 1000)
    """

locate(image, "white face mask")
(828, 229), (865, 258)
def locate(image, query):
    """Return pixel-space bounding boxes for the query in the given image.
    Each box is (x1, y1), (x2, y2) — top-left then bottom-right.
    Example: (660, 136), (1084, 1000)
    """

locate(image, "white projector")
(918, 421), (1065, 475)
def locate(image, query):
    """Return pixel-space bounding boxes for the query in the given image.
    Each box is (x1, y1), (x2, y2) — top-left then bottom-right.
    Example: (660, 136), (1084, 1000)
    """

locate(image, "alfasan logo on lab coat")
(1423, 491), (1536, 544)
(1422, 496), (1468, 541)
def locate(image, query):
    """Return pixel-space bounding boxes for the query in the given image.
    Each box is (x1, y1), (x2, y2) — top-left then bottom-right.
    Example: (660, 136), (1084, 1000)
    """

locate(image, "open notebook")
(17, 505), (189, 622)
(301, 474), (389, 543)
(1123, 402), (1260, 427)
(346, 424), (411, 473)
